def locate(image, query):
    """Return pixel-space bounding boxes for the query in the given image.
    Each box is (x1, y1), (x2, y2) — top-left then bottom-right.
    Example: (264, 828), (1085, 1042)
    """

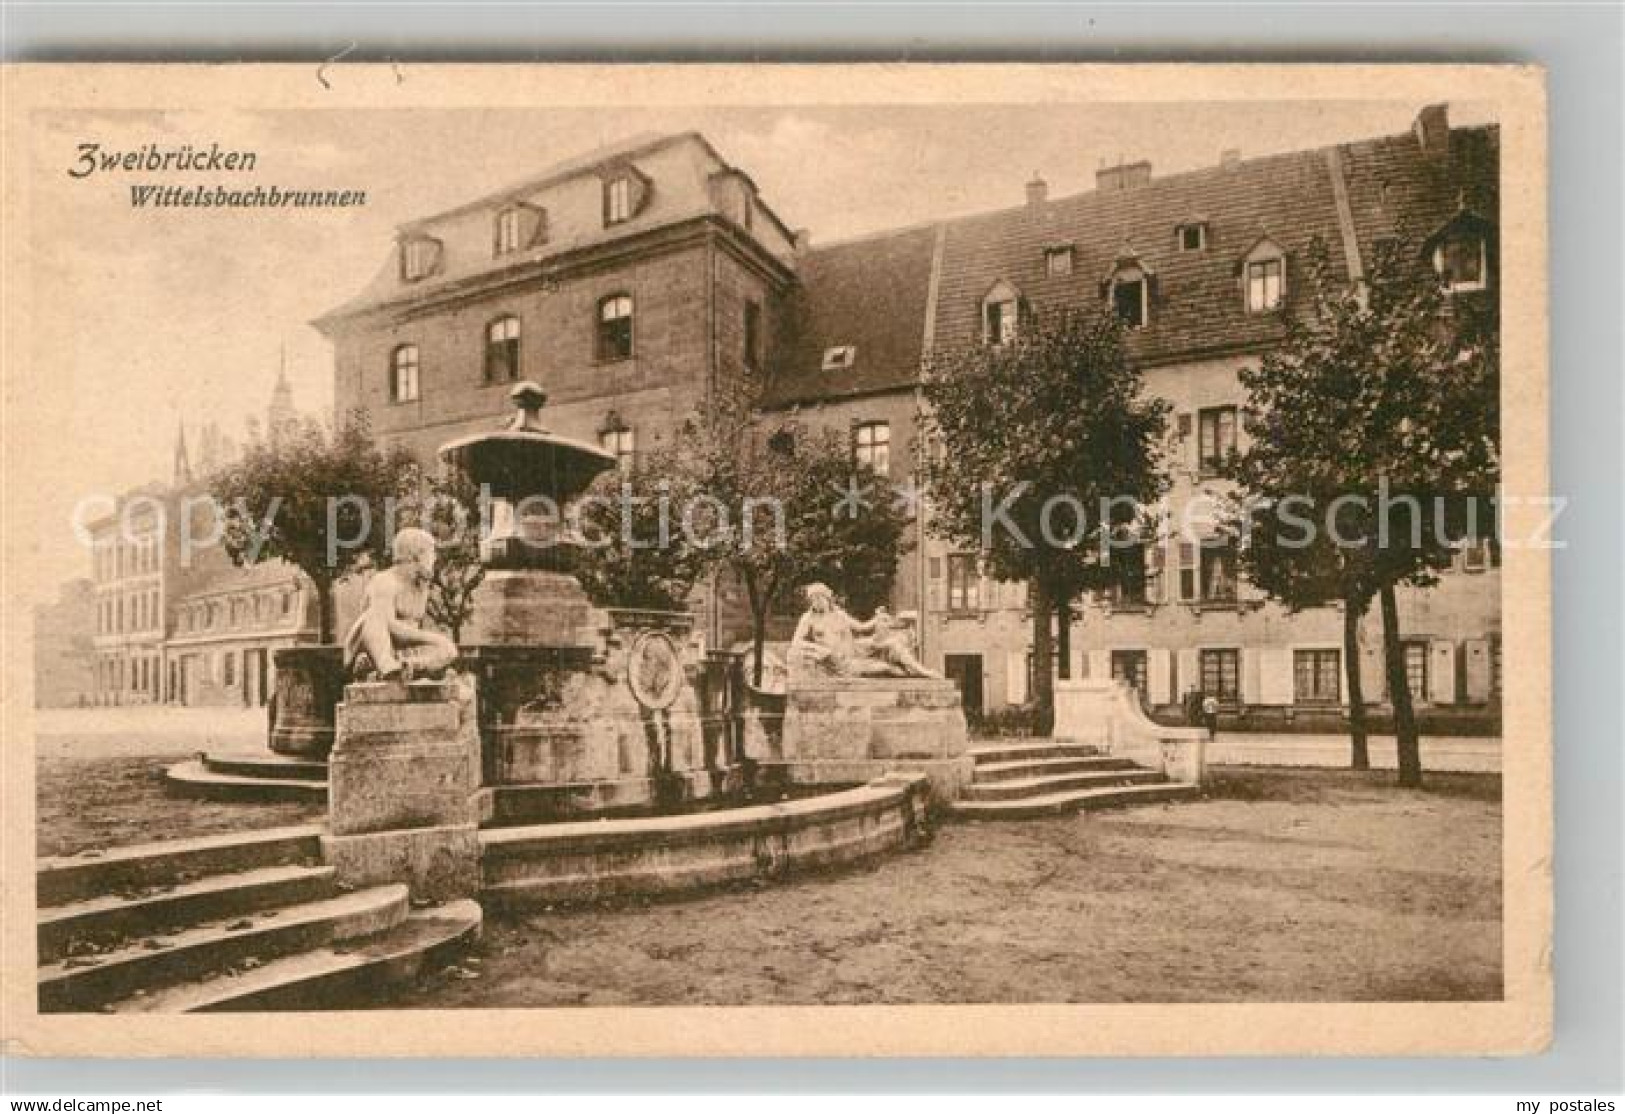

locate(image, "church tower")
(172, 421), (192, 485)
(268, 345), (296, 445)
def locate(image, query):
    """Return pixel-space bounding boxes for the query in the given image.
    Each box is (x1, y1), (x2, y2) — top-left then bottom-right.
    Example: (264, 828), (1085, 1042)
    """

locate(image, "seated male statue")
(786, 583), (940, 680)
(343, 526), (458, 682)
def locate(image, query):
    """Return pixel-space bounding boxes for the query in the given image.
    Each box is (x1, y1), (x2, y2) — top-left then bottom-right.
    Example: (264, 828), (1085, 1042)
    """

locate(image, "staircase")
(37, 825), (479, 1013)
(165, 752), (327, 804)
(950, 741), (1200, 820)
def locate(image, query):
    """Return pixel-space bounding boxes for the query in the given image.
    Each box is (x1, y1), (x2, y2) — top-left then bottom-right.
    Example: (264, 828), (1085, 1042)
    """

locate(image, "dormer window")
(399, 237), (441, 283)
(606, 177), (632, 223)
(1435, 234), (1487, 293)
(1178, 222), (1208, 252)
(1108, 266), (1149, 329)
(1239, 237), (1287, 313)
(1044, 245), (1074, 277)
(822, 345), (856, 372)
(981, 280), (1023, 345)
(495, 209), (522, 255)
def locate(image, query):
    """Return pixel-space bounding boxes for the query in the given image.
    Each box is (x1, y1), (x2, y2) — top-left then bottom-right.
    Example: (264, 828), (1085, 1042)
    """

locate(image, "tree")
(676, 395), (912, 687)
(214, 411), (416, 644)
(572, 449), (712, 613)
(922, 306), (1170, 734)
(412, 467), (488, 644)
(1229, 236), (1499, 786)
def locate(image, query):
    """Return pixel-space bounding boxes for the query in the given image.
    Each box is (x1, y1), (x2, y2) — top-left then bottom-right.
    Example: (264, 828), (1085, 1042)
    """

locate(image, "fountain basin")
(479, 774), (930, 909)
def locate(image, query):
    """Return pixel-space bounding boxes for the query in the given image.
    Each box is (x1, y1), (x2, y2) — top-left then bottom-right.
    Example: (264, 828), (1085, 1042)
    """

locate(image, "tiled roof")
(1337, 124), (1500, 265)
(763, 223), (941, 408)
(177, 560), (304, 603)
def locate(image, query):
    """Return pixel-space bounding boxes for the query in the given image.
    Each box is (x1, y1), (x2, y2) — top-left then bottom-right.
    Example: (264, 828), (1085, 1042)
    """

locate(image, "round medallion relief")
(626, 629), (684, 710)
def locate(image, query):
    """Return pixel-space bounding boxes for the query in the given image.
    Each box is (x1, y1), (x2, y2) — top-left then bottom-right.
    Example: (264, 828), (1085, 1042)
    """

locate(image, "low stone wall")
(1054, 678), (1210, 785)
(479, 775), (931, 909)
(1207, 733), (1502, 774)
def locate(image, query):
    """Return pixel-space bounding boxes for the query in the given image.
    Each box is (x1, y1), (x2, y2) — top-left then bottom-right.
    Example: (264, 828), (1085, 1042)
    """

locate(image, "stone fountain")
(440, 381), (740, 826)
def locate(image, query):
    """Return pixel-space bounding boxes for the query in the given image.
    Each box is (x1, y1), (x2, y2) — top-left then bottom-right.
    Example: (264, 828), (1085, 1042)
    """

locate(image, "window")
(390, 344), (420, 402)
(1111, 269), (1148, 328)
(1111, 649), (1149, 695)
(1177, 542), (1199, 602)
(1434, 235), (1487, 293)
(946, 554), (980, 613)
(281, 590), (294, 616)
(1200, 541), (1237, 603)
(597, 295), (634, 361)
(1294, 648), (1341, 705)
(1460, 538), (1492, 573)
(853, 421), (890, 476)
(1199, 648), (1241, 703)
(1245, 257), (1284, 312)
(494, 208), (523, 255)
(1198, 405), (1237, 474)
(1490, 635), (1502, 697)
(400, 238), (439, 282)
(223, 650), (236, 687)
(484, 315), (521, 384)
(599, 426), (636, 474)
(1109, 543), (1148, 606)
(605, 176), (633, 225)
(1044, 246), (1074, 277)
(1179, 223), (1207, 252)
(1402, 641), (1429, 702)
(821, 345), (856, 371)
(985, 297), (1018, 345)
(744, 300), (763, 371)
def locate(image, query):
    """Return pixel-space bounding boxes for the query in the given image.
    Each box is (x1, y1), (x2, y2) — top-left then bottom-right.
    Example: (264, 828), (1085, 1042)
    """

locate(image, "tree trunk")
(1030, 579), (1055, 737)
(1054, 595), (1072, 680)
(314, 578), (335, 645)
(1342, 593), (1370, 771)
(1380, 583), (1423, 787)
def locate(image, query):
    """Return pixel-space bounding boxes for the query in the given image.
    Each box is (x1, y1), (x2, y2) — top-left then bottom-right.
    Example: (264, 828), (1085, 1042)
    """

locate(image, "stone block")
(781, 677), (967, 765)
(322, 824), (482, 902)
(328, 681), (481, 837)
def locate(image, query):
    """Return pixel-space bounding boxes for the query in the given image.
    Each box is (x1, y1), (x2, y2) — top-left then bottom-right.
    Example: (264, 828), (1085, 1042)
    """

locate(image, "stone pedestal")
(322, 679), (483, 900)
(771, 677), (972, 805)
(269, 645), (345, 757)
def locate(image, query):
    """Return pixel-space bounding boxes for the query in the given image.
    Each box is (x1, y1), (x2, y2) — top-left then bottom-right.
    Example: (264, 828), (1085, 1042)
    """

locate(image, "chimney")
(1096, 159), (1152, 192)
(1413, 103), (1450, 158)
(1025, 174), (1049, 208)
(1220, 148), (1241, 170)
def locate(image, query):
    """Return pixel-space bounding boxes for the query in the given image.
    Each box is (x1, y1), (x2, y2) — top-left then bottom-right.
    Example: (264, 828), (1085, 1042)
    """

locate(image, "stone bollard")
(321, 678), (483, 902)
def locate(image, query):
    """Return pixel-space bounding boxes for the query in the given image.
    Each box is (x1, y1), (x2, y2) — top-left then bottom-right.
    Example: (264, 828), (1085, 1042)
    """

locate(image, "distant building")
(318, 107), (1501, 723)
(166, 562), (314, 708)
(65, 368), (321, 708)
(33, 578), (96, 708)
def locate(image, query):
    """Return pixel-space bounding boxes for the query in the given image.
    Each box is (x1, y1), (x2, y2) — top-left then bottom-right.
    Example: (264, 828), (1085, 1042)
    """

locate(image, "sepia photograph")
(0, 63), (1551, 1059)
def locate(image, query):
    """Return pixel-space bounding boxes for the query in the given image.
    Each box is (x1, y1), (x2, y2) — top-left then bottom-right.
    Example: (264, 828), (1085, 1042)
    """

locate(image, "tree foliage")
(572, 449), (712, 613)
(673, 391), (912, 685)
(213, 411), (416, 643)
(921, 305), (1169, 731)
(1228, 235), (1499, 785)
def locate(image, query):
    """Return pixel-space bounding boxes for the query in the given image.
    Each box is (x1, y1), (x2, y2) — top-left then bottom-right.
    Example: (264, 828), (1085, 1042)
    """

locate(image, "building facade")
(317, 107), (1501, 724)
(33, 578), (96, 708)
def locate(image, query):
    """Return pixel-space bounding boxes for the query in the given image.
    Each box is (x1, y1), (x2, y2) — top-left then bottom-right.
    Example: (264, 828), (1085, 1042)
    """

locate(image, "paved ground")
(33, 707), (267, 760)
(31, 749), (1501, 1004)
(389, 767), (1501, 1006)
(34, 756), (321, 858)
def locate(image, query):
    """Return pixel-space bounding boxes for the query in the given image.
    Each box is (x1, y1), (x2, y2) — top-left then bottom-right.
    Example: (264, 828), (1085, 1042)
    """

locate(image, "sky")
(19, 98), (1495, 602)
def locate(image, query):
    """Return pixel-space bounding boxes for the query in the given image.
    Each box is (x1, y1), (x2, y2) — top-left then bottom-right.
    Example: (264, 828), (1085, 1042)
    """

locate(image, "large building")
(33, 578), (96, 708)
(318, 107), (1500, 723)
(76, 371), (320, 708)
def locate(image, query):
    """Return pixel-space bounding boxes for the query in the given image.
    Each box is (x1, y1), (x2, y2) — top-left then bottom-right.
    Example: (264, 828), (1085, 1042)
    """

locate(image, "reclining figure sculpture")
(786, 582), (940, 680)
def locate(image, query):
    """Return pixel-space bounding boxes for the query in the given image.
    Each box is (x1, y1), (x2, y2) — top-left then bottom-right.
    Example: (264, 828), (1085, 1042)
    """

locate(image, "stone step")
(950, 780), (1200, 821)
(961, 767), (1165, 802)
(972, 754), (1141, 782)
(38, 825), (325, 908)
(38, 864), (338, 964)
(164, 758), (327, 804)
(38, 884), (409, 1013)
(202, 753), (329, 782)
(116, 900), (483, 1013)
(967, 741), (1105, 765)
